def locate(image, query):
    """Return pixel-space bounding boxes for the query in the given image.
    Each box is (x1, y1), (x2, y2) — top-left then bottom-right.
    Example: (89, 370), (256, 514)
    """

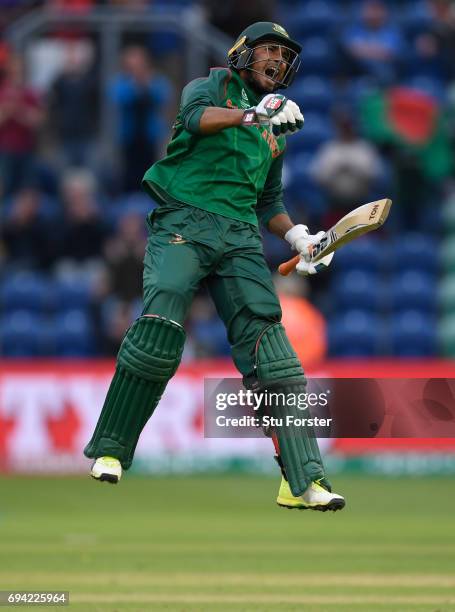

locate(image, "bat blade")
(312, 198), (392, 262)
(278, 198), (392, 276)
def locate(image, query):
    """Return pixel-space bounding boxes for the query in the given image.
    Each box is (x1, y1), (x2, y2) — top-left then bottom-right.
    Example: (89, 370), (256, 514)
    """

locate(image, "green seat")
(439, 275), (455, 313)
(438, 314), (455, 356)
(442, 195), (455, 234)
(440, 238), (455, 274)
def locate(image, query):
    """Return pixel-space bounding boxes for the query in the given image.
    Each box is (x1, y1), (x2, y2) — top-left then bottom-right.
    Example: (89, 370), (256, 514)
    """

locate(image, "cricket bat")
(278, 198), (392, 276)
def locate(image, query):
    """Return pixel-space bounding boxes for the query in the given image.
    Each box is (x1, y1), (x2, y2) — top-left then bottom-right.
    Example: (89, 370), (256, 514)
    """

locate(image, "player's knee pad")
(118, 315), (185, 382)
(254, 323), (306, 388)
(245, 323), (325, 497)
(84, 315), (185, 469)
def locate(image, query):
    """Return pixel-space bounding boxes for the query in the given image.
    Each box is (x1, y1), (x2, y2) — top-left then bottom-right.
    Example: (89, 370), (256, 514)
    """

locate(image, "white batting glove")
(243, 94), (304, 136)
(296, 250), (334, 276)
(269, 99), (304, 136)
(285, 225), (334, 276)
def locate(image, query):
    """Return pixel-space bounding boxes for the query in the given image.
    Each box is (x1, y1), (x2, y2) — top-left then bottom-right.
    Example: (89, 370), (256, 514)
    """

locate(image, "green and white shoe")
(90, 456), (122, 484)
(277, 477), (345, 512)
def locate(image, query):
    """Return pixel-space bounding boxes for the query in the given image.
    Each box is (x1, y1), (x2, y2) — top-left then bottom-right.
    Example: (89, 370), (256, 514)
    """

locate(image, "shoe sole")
(277, 498), (345, 512)
(91, 473), (119, 484)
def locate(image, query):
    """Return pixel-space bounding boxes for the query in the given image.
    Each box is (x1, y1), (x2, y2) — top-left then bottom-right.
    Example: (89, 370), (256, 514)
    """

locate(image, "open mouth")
(265, 67), (277, 79)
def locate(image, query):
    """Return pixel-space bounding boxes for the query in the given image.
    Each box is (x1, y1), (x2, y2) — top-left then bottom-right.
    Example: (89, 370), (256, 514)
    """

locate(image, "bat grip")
(278, 254), (300, 276)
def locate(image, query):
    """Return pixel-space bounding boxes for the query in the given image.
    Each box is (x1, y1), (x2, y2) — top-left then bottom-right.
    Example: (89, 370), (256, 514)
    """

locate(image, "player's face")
(249, 42), (289, 93)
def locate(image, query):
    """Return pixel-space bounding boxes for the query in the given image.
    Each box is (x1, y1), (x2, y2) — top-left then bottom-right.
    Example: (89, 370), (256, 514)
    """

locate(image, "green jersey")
(142, 68), (287, 227)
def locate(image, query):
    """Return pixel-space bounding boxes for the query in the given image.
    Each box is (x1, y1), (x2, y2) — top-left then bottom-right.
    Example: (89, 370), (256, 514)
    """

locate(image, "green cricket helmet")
(227, 22), (302, 89)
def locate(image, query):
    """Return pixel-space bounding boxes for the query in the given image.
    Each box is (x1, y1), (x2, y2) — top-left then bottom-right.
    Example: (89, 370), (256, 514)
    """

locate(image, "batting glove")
(242, 94), (304, 136)
(285, 225), (334, 276)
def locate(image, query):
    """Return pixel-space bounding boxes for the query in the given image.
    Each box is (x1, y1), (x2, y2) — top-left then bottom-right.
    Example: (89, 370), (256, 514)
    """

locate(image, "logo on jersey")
(169, 233), (187, 244)
(239, 88), (250, 109)
(261, 128), (281, 158)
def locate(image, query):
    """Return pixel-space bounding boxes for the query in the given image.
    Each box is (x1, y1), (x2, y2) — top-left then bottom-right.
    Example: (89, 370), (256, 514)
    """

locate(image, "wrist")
(241, 109), (259, 126)
(199, 107), (246, 134)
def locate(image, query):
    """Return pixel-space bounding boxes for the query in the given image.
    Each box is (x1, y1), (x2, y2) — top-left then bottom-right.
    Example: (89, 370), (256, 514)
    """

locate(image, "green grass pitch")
(1, 474), (454, 611)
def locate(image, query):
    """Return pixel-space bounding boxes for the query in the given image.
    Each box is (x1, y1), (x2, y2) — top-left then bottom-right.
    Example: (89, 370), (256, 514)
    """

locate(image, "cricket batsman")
(85, 22), (345, 512)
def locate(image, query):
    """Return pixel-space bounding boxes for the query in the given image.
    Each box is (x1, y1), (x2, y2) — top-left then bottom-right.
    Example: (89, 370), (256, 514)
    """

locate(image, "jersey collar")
(231, 70), (262, 106)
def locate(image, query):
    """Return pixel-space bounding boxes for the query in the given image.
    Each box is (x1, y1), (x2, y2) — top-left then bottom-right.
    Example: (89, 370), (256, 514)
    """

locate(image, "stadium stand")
(0, 0), (453, 359)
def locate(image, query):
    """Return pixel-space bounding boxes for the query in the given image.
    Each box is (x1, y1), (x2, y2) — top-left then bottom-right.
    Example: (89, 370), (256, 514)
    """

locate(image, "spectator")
(0, 52), (44, 197)
(359, 86), (453, 228)
(405, 31), (452, 81)
(108, 0), (148, 10)
(1, 188), (59, 270)
(59, 168), (109, 264)
(310, 110), (383, 218)
(94, 210), (146, 354)
(431, 0), (455, 80)
(110, 45), (172, 192)
(340, 0), (405, 85)
(273, 273), (327, 369)
(103, 211), (146, 302)
(205, 0), (275, 38)
(45, 0), (95, 40)
(0, 2), (41, 35)
(187, 294), (230, 358)
(98, 299), (137, 356)
(48, 41), (98, 167)
(46, 0), (94, 13)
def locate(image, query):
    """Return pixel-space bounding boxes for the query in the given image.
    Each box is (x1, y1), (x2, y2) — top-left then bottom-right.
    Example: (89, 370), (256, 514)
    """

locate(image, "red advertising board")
(0, 359), (454, 473)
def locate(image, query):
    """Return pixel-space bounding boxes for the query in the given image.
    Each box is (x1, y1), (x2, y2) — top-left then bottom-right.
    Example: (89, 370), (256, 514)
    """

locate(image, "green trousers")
(142, 201), (282, 376)
(85, 199), (329, 488)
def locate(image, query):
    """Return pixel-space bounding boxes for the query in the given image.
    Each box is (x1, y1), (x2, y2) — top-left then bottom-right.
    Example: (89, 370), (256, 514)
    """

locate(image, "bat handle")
(278, 254), (300, 276)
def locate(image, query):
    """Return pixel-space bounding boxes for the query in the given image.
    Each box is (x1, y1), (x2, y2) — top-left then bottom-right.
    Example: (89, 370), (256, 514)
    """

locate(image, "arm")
(198, 107), (245, 134)
(267, 212), (295, 239)
(197, 97), (301, 135)
(256, 153), (290, 230)
(180, 71), (302, 136)
(179, 69), (236, 135)
(258, 153), (334, 276)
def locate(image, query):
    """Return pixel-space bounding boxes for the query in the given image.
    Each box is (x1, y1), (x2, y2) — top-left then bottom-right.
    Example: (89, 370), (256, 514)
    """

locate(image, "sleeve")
(179, 68), (231, 134)
(255, 152), (288, 227)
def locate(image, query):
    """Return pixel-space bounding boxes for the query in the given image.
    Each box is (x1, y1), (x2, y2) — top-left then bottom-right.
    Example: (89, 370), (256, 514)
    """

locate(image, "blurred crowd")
(0, 0), (455, 361)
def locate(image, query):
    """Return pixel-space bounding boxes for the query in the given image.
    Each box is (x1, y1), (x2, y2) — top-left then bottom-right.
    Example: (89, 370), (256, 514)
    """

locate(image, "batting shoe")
(90, 456), (122, 484)
(277, 477), (345, 512)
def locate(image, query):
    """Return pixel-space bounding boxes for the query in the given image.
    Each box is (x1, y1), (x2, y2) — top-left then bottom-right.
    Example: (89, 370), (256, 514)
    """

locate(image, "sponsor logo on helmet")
(273, 24), (289, 37)
(228, 35), (246, 56)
